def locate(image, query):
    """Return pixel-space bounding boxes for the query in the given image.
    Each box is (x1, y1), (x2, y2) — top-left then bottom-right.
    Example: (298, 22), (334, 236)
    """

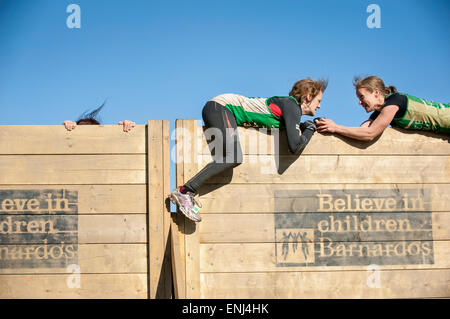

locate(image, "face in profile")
(356, 88), (379, 113)
(303, 91), (323, 116)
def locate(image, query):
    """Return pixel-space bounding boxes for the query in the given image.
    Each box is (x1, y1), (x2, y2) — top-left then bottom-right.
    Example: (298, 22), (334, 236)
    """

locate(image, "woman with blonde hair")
(170, 78), (328, 222)
(316, 75), (450, 140)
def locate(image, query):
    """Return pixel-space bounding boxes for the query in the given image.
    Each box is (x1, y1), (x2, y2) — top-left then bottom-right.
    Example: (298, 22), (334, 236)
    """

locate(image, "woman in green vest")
(315, 75), (450, 140)
(170, 78), (328, 222)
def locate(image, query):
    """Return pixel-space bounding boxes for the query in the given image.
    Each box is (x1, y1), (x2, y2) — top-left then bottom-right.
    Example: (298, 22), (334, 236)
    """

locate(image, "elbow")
(360, 135), (374, 142)
(361, 130), (381, 142)
(290, 137), (308, 154)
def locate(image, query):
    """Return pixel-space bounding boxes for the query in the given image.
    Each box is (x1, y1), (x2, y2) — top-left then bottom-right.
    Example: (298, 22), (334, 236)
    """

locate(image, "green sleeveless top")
(390, 93), (450, 134)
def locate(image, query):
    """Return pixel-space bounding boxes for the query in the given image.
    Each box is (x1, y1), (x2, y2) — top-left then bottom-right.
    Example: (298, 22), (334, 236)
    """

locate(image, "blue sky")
(0, 0), (449, 128)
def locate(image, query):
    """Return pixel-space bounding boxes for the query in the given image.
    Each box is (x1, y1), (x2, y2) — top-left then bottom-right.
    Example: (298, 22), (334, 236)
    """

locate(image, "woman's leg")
(183, 101), (243, 193)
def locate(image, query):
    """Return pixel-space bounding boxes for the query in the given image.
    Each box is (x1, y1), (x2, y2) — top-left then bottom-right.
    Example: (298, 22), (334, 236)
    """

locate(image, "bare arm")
(360, 119), (372, 128)
(316, 105), (399, 141)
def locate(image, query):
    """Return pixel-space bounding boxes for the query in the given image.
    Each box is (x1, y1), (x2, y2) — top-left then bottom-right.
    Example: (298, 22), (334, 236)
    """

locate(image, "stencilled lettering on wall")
(0, 190), (78, 269)
(274, 189), (433, 267)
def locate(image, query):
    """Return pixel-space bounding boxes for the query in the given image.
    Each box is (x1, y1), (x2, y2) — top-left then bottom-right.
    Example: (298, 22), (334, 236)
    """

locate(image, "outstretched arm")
(316, 105), (398, 141)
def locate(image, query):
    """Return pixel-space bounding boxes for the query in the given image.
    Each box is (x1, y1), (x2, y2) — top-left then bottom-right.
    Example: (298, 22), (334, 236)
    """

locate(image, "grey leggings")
(183, 101), (243, 193)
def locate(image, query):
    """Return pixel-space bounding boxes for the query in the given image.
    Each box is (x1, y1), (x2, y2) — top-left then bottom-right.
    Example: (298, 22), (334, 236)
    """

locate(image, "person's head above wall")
(63, 100), (136, 132)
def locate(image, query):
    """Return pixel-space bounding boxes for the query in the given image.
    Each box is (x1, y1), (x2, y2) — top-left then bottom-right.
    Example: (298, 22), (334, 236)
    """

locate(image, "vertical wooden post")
(161, 120), (172, 298)
(170, 216), (185, 299)
(174, 119), (201, 298)
(147, 120), (171, 298)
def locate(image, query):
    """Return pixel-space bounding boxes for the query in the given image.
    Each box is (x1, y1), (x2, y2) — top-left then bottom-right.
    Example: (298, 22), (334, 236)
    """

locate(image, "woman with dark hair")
(316, 75), (450, 140)
(170, 78), (328, 222)
(63, 102), (136, 132)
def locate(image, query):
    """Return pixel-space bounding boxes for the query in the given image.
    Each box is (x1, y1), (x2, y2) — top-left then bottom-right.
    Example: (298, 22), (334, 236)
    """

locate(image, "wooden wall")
(175, 119), (450, 298)
(0, 121), (171, 298)
(2, 120), (449, 299)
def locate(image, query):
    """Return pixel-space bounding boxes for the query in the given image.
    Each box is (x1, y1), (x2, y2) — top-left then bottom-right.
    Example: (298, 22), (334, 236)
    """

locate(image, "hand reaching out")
(315, 118), (337, 133)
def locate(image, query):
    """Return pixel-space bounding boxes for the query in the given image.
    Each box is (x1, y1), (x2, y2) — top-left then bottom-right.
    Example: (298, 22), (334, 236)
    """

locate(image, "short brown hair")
(353, 75), (397, 96)
(289, 78), (328, 103)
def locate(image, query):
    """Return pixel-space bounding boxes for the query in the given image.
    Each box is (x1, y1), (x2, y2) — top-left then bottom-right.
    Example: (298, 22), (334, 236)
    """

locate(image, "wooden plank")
(78, 215), (146, 244)
(175, 119), (186, 294)
(199, 213), (450, 243)
(162, 120), (173, 298)
(199, 184), (443, 213)
(0, 274), (147, 298)
(148, 120), (171, 298)
(200, 269), (450, 298)
(0, 244), (147, 274)
(0, 185), (146, 214)
(0, 125), (146, 155)
(171, 217), (186, 299)
(197, 126), (450, 155)
(148, 120), (164, 298)
(197, 183), (450, 213)
(183, 119), (201, 298)
(0, 155), (146, 185)
(0, 214), (146, 244)
(200, 241), (449, 273)
(195, 155), (450, 184)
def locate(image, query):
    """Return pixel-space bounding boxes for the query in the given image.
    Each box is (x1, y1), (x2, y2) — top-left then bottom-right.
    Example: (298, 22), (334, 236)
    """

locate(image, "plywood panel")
(0, 274), (147, 298)
(0, 125), (146, 155)
(200, 269), (450, 298)
(0, 155), (146, 185)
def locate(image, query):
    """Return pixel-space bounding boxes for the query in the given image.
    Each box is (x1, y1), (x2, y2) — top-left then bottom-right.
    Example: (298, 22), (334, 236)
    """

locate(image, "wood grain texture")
(197, 184), (450, 213)
(147, 120), (172, 298)
(200, 269), (450, 298)
(197, 126), (450, 155)
(182, 120), (201, 298)
(0, 155), (146, 185)
(199, 241), (449, 273)
(0, 243), (147, 274)
(177, 120), (450, 299)
(0, 274), (147, 298)
(0, 122), (174, 299)
(0, 185), (146, 214)
(199, 213), (450, 243)
(195, 154), (450, 184)
(0, 125), (146, 155)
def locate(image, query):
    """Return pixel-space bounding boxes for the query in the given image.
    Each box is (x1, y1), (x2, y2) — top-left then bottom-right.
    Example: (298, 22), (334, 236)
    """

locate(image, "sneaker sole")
(169, 194), (201, 222)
